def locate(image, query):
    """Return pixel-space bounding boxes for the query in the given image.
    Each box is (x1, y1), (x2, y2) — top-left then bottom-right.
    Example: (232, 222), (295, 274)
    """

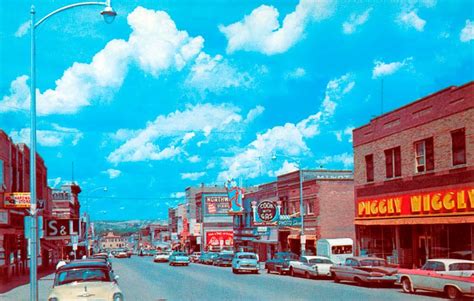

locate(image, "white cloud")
(372, 57), (412, 79)
(460, 20), (474, 42)
(286, 67), (306, 79)
(397, 10), (426, 31)
(170, 192), (186, 198)
(103, 168), (121, 179)
(245, 105), (265, 123)
(188, 155), (201, 163)
(181, 172), (206, 180)
(181, 132), (196, 144)
(10, 124), (83, 147)
(107, 103), (248, 164)
(334, 131), (342, 142)
(185, 52), (252, 95)
(1, 7), (204, 116)
(48, 177), (62, 188)
(342, 8), (372, 34)
(219, 0), (335, 55)
(316, 152), (354, 168)
(218, 73), (355, 181)
(267, 160), (299, 177)
(15, 21), (30, 38)
(343, 126), (355, 143)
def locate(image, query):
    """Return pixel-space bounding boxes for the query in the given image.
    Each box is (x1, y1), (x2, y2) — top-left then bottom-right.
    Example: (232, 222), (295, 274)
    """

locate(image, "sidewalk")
(0, 268), (55, 294)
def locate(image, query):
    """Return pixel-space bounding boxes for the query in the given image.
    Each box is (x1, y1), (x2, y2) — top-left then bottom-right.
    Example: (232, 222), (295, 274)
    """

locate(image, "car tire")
(232, 268), (239, 274)
(289, 267), (294, 277)
(332, 272), (340, 283)
(401, 277), (413, 294)
(267, 268), (271, 274)
(445, 286), (461, 299)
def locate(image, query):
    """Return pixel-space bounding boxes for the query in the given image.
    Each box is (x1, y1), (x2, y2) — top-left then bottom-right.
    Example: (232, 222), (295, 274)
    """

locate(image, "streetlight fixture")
(29, 2), (116, 300)
(271, 153), (306, 256)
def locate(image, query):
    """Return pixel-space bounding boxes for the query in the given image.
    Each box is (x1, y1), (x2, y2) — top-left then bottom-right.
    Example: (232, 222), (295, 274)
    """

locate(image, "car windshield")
(55, 268), (110, 286)
(220, 254), (233, 259)
(157, 253), (168, 255)
(275, 253), (297, 260)
(309, 258), (333, 264)
(173, 252), (186, 256)
(359, 259), (386, 266)
(239, 254), (257, 260)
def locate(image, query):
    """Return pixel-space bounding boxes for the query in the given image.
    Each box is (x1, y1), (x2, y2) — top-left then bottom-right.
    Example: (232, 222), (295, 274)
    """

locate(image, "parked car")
(200, 252), (219, 265)
(213, 253), (234, 267)
(330, 256), (398, 286)
(232, 252), (259, 274)
(114, 252), (128, 259)
(190, 252), (201, 263)
(289, 256), (334, 279)
(169, 251), (190, 266)
(154, 252), (170, 263)
(48, 260), (123, 301)
(265, 252), (298, 275)
(126, 250), (133, 258)
(397, 259), (474, 299)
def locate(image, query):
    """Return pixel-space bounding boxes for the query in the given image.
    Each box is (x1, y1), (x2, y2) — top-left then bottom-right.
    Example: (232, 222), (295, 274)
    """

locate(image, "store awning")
(355, 215), (474, 226)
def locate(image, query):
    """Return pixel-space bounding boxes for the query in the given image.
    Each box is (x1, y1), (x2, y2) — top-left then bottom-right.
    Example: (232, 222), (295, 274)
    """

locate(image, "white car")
(154, 252), (170, 263)
(289, 256), (334, 279)
(397, 258), (474, 299)
(48, 260), (123, 301)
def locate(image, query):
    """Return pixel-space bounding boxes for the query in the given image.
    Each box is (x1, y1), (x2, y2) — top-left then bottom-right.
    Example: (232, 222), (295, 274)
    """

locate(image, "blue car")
(232, 252), (259, 274)
(169, 251), (190, 266)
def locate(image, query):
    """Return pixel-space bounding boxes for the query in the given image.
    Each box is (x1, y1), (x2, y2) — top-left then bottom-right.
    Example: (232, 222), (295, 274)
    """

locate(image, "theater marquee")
(356, 187), (474, 219)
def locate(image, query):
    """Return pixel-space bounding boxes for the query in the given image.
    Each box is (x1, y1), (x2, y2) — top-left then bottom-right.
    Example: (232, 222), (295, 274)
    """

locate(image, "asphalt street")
(0, 256), (457, 301)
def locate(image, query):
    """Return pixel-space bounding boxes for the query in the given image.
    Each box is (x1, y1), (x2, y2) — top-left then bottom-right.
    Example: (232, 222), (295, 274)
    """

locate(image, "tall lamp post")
(29, 2), (116, 300)
(271, 153), (306, 256)
(82, 187), (108, 257)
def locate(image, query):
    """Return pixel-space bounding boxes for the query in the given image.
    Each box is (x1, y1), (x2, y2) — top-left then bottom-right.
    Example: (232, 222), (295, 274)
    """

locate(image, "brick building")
(353, 81), (474, 268)
(234, 169), (354, 261)
(0, 130), (53, 282)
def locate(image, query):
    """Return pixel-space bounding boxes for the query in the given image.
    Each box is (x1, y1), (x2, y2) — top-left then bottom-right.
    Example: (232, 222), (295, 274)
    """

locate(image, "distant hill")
(93, 220), (167, 236)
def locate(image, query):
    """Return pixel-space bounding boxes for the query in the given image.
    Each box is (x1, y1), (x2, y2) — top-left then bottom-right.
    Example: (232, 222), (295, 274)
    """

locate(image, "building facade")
(100, 232), (127, 250)
(353, 82), (474, 268)
(234, 169), (355, 262)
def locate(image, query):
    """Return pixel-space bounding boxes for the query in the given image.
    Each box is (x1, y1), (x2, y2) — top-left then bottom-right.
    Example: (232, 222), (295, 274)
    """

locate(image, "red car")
(397, 259), (474, 299)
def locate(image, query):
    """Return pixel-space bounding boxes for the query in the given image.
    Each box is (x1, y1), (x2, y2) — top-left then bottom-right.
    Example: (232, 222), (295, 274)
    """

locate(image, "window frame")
(384, 146), (401, 179)
(365, 154), (374, 182)
(414, 137), (434, 173)
(451, 128), (466, 166)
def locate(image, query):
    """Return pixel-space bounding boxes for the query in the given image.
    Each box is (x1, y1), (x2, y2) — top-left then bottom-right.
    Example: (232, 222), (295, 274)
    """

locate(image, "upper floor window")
(384, 146), (401, 178)
(0, 159), (3, 187)
(305, 202), (313, 215)
(415, 137), (434, 173)
(451, 128), (466, 166)
(365, 154), (374, 182)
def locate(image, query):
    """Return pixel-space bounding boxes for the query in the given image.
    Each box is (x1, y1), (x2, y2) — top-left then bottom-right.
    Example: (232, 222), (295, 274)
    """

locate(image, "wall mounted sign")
(4, 192), (30, 208)
(225, 179), (245, 215)
(252, 200), (281, 225)
(205, 196), (229, 215)
(356, 187), (474, 219)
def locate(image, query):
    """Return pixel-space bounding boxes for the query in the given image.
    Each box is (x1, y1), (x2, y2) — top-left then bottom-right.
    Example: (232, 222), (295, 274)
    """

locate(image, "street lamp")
(271, 153), (306, 256)
(29, 2), (116, 300)
(83, 187), (108, 257)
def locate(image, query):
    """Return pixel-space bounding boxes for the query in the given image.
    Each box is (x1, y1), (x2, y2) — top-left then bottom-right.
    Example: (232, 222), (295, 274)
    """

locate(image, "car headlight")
(113, 292), (124, 301)
(48, 298), (59, 301)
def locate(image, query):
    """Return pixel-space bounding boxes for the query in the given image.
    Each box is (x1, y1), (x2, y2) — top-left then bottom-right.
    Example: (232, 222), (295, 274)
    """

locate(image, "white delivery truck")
(316, 238), (353, 265)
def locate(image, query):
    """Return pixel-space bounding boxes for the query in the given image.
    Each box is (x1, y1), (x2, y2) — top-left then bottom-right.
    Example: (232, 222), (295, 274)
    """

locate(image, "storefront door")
(418, 236), (431, 267)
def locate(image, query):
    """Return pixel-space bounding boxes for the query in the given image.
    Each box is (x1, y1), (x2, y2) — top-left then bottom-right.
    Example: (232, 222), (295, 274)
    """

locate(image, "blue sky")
(1, 0), (472, 220)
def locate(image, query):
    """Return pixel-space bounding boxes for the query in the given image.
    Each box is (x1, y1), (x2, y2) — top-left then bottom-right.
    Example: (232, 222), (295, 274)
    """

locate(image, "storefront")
(355, 186), (474, 268)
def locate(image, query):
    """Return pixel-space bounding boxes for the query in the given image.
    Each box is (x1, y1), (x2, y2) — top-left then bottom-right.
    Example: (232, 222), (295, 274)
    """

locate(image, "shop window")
(365, 154), (374, 182)
(384, 146), (401, 178)
(451, 128), (466, 166)
(414, 137), (434, 173)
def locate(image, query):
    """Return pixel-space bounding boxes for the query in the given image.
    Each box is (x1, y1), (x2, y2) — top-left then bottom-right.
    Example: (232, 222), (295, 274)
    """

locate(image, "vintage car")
(154, 252), (170, 263)
(330, 256), (398, 286)
(169, 251), (190, 266)
(48, 260), (123, 301)
(190, 252), (201, 263)
(199, 252), (219, 265)
(114, 252), (128, 259)
(397, 258), (474, 299)
(232, 252), (259, 274)
(289, 256), (334, 279)
(213, 253), (234, 267)
(265, 252), (298, 275)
